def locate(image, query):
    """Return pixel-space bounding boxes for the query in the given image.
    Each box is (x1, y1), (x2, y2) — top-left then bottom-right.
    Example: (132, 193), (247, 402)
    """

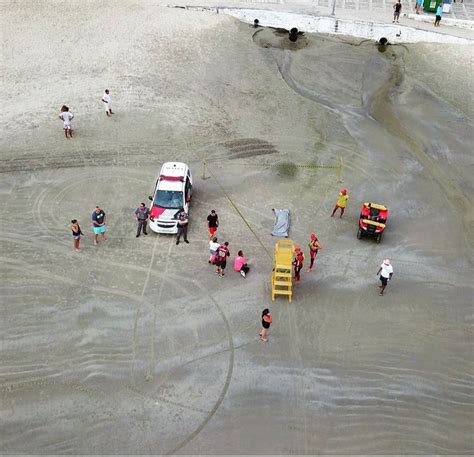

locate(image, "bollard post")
(289, 27), (298, 42)
(202, 159), (207, 180)
(338, 157), (344, 182)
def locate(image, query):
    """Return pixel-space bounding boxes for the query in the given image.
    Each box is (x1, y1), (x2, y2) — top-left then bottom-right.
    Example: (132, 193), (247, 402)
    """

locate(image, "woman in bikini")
(259, 308), (272, 342)
(71, 219), (84, 252)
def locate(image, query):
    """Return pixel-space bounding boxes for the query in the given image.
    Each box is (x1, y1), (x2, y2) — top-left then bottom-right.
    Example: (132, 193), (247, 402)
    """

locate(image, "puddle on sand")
(252, 27), (309, 50)
(254, 30), (473, 251)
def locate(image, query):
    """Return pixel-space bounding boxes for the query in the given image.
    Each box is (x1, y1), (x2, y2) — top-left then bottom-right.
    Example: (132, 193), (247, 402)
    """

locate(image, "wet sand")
(1, 1), (473, 454)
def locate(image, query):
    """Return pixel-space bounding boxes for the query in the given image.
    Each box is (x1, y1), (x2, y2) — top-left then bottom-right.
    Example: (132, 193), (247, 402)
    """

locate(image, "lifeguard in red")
(293, 247), (304, 283)
(307, 233), (321, 272)
(331, 189), (350, 218)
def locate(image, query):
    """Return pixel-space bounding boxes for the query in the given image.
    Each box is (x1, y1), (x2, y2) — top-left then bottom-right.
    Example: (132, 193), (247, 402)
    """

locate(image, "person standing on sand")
(92, 206), (107, 245)
(209, 236), (220, 264)
(307, 233), (321, 272)
(293, 246), (304, 283)
(59, 105), (74, 139)
(434, 4), (443, 26)
(377, 258), (393, 296)
(331, 189), (349, 218)
(393, 0), (402, 22)
(71, 219), (84, 252)
(215, 241), (230, 277)
(207, 210), (219, 239)
(175, 208), (189, 245)
(259, 308), (272, 342)
(102, 89), (113, 116)
(134, 202), (149, 238)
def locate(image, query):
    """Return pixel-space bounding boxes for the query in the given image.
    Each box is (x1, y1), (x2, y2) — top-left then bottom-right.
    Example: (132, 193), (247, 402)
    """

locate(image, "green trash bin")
(424, 0), (442, 13)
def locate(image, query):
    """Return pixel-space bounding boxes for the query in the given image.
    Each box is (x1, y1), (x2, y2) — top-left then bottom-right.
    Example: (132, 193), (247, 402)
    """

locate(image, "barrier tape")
(201, 157), (344, 256)
(203, 158), (344, 180)
(205, 166), (273, 260)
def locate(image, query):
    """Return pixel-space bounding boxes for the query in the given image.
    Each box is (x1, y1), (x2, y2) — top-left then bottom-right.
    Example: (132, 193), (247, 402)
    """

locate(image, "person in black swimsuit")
(259, 308), (272, 342)
(71, 219), (84, 252)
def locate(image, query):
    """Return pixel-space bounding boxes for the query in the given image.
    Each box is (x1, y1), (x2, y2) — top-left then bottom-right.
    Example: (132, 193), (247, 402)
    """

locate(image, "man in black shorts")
(377, 258), (394, 296)
(393, 0), (402, 22)
(215, 241), (230, 277)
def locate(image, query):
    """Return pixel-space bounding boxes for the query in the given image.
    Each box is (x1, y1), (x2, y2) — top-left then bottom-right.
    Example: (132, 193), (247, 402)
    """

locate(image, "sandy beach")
(1, 1), (473, 454)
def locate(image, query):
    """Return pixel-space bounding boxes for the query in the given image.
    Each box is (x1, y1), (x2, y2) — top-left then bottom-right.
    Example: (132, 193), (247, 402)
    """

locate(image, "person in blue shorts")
(92, 206), (107, 245)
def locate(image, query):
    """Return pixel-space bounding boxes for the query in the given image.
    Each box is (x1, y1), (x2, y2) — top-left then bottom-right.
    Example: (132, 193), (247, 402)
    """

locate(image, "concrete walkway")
(163, 0), (474, 40)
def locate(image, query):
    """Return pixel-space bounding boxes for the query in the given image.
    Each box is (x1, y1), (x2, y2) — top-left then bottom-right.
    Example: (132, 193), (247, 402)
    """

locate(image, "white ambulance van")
(149, 162), (193, 234)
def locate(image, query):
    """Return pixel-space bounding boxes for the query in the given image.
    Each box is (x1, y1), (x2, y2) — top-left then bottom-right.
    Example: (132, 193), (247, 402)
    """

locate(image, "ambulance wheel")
(357, 227), (362, 239)
(376, 233), (382, 243)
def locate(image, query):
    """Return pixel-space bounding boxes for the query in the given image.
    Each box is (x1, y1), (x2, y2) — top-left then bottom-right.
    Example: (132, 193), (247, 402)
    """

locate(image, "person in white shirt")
(58, 105), (74, 139)
(209, 237), (220, 264)
(377, 258), (394, 296)
(102, 89), (113, 116)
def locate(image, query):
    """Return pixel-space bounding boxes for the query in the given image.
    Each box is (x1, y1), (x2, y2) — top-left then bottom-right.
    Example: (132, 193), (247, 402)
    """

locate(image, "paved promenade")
(163, 0), (474, 39)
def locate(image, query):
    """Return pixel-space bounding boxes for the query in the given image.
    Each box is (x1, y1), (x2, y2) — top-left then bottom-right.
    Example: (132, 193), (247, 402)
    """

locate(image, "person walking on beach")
(234, 250), (250, 278)
(393, 0), (402, 22)
(92, 206), (107, 245)
(307, 233), (321, 272)
(377, 258), (393, 296)
(207, 210), (219, 239)
(102, 89), (113, 116)
(259, 308), (272, 342)
(59, 105), (74, 139)
(134, 202), (149, 238)
(215, 241), (230, 277)
(293, 247), (304, 283)
(434, 4), (443, 26)
(71, 219), (84, 252)
(175, 208), (189, 245)
(209, 236), (220, 264)
(331, 189), (349, 218)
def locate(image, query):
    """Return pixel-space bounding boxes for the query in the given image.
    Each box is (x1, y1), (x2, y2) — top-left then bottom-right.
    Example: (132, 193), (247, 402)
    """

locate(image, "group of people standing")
(69, 187), (394, 346)
(58, 89), (113, 138)
(292, 233), (323, 283)
(393, 0), (444, 26)
(206, 210), (250, 278)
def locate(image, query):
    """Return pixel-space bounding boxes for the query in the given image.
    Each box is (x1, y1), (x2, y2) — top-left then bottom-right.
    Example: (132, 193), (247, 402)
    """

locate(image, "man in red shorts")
(207, 210), (219, 239)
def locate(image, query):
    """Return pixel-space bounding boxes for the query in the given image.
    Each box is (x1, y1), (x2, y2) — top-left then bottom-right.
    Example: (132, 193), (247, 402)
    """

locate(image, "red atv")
(357, 202), (389, 243)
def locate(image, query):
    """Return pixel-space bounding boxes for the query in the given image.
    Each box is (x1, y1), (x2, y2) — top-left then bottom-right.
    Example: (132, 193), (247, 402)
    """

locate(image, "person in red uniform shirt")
(293, 247), (305, 283)
(307, 233), (322, 272)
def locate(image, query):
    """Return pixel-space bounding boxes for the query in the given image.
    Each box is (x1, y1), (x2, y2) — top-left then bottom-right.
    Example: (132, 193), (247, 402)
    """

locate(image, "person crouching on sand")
(234, 250), (250, 278)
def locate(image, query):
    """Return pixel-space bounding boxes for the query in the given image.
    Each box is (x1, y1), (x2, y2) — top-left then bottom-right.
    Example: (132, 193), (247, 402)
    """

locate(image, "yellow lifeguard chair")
(271, 239), (295, 302)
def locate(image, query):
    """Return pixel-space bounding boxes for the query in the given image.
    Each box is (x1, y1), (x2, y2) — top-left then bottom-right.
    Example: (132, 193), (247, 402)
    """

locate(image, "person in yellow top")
(331, 189), (349, 218)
